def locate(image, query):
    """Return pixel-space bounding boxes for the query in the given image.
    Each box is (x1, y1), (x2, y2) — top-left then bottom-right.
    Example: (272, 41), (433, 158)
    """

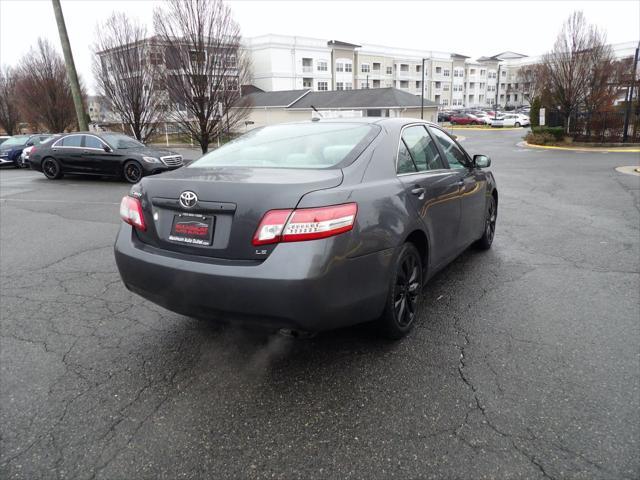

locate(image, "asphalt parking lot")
(1, 130), (638, 479)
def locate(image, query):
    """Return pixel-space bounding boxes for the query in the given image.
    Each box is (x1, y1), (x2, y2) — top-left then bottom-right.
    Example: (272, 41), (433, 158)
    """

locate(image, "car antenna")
(311, 105), (323, 121)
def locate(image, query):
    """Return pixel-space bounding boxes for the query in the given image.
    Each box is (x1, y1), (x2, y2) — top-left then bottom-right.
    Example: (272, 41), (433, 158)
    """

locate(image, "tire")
(377, 243), (423, 339)
(476, 195), (497, 250)
(14, 158), (22, 169)
(514, 122), (521, 128)
(123, 160), (143, 184)
(42, 157), (63, 180)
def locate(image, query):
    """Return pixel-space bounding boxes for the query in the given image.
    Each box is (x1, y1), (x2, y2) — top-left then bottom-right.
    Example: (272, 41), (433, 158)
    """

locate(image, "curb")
(518, 141), (640, 153)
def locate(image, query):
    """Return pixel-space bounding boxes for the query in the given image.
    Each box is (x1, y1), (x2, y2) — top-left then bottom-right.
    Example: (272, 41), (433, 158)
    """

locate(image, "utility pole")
(52, 0), (87, 131)
(622, 41), (639, 143)
(494, 63), (501, 120)
(420, 58), (425, 119)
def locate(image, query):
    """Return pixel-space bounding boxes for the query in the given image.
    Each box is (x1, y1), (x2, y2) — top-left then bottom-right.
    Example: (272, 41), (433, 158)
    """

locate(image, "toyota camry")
(115, 119), (497, 338)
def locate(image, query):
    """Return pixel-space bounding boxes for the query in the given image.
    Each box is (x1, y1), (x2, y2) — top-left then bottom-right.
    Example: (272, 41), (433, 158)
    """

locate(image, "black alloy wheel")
(476, 196), (497, 250)
(378, 243), (423, 339)
(42, 157), (63, 179)
(123, 161), (143, 184)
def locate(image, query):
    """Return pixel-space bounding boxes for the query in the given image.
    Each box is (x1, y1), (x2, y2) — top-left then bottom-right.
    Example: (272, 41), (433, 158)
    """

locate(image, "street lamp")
(494, 63), (501, 120)
(420, 57), (426, 119)
(623, 41), (640, 143)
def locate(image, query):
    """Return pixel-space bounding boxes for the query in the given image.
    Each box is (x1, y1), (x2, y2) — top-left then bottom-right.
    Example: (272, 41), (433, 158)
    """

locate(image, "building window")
(469, 82), (475, 89)
(317, 61), (327, 72)
(470, 69), (476, 75)
(361, 64), (370, 73)
(435, 82), (441, 89)
(443, 69), (450, 77)
(317, 81), (328, 91)
(436, 66), (442, 74)
(336, 82), (344, 91)
(336, 62), (344, 72)
(443, 84), (450, 91)
(442, 99), (449, 106)
(386, 66), (393, 75)
(360, 81), (368, 89)
(501, 70), (506, 77)
(480, 69), (486, 76)
(400, 64), (409, 72)
(416, 81), (421, 89)
(372, 79), (380, 88)
(373, 62), (381, 71)
(149, 52), (164, 65)
(345, 82), (353, 90)
(416, 65), (421, 73)
(189, 49), (205, 64)
(303, 78), (313, 88)
(453, 69), (460, 77)
(345, 62), (352, 72)
(302, 58), (313, 72)
(400, 80), (409, 88)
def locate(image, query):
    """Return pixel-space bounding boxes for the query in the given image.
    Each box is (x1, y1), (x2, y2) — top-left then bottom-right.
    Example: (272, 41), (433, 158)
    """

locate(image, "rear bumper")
(114, 225), (393, 331)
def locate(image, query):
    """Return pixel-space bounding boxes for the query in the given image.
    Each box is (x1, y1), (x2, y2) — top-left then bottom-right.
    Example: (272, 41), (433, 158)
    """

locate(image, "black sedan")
(29, 132), (183, 183)
(115, 119), (497, 338)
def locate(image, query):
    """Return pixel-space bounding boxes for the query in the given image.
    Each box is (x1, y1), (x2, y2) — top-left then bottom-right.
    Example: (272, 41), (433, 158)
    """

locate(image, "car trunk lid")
(133, 166), (343, 261)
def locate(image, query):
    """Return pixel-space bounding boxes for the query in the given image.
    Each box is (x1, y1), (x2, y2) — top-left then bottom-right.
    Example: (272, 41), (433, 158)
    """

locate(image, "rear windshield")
(191, 123), (378, 169)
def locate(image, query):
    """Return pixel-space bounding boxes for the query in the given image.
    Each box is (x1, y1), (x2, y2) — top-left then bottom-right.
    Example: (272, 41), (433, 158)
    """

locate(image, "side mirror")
(473, 154), (491, 168)
(26, 142), (34, 147)
(103, 145), (112, 153)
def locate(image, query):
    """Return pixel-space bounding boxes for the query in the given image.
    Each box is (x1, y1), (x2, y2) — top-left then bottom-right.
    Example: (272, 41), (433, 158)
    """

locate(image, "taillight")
(252, 203), (357, 246)
(119, 196), (146, 231)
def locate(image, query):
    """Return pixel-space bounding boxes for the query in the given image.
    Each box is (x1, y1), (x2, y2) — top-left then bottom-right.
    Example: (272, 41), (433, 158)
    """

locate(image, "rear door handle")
(411, 185), (425, 200)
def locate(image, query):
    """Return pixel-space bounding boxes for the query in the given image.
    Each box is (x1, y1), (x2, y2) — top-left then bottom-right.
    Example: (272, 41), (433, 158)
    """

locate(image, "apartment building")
(245, 35), (333, 92)
(244, 35), (639, 110)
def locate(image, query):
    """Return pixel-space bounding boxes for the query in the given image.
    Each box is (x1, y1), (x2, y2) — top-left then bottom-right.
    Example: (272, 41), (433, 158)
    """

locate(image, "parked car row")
(0, 131), (184, 183)
(0, 134), (56, 168)
(438, 108), (530, 127)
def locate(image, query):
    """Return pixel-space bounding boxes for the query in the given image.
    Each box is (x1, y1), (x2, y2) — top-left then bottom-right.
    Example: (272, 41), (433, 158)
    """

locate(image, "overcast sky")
(1, 0), (638, 94)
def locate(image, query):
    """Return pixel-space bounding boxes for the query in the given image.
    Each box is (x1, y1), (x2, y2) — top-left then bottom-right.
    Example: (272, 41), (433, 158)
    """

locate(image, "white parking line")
(0, 175), (40, 181)
(0, 198), (119, 205)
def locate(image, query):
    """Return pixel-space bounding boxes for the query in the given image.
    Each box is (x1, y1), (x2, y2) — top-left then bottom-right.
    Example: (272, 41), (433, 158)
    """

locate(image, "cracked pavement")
(0, 132), (638, 479)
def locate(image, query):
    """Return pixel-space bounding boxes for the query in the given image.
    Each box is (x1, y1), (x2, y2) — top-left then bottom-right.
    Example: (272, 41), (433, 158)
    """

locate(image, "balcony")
(302, 65), (313, 73)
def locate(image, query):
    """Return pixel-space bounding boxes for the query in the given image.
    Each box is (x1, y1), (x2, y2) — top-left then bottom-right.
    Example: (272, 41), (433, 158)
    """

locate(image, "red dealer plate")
(169, 214), (215, 246)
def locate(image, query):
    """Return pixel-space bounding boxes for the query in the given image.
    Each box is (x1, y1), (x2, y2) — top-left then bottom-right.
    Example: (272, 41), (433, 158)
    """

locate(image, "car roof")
(279, 117), (440, 130)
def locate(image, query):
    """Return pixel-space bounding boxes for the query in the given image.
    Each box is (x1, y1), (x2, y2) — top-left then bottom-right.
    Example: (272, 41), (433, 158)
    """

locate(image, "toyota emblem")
(179, 191), (198, 208)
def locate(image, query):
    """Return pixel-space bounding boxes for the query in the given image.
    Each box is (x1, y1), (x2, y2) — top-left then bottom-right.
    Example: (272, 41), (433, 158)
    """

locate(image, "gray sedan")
(115, 118), (497, 338)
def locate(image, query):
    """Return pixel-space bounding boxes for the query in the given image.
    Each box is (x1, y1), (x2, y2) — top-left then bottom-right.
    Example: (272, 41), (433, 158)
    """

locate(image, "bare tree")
(15, 38), (78, 132)
(542, 11), (610, 131)
(154, 0), (251, 153)
(518, 63), (548, 105)
(93, 13), (161, 142)
(0, 66), (21, 135)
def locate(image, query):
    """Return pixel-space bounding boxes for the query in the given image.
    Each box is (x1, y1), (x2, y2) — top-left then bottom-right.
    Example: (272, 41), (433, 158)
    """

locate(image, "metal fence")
(545, 109), (640, 143)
